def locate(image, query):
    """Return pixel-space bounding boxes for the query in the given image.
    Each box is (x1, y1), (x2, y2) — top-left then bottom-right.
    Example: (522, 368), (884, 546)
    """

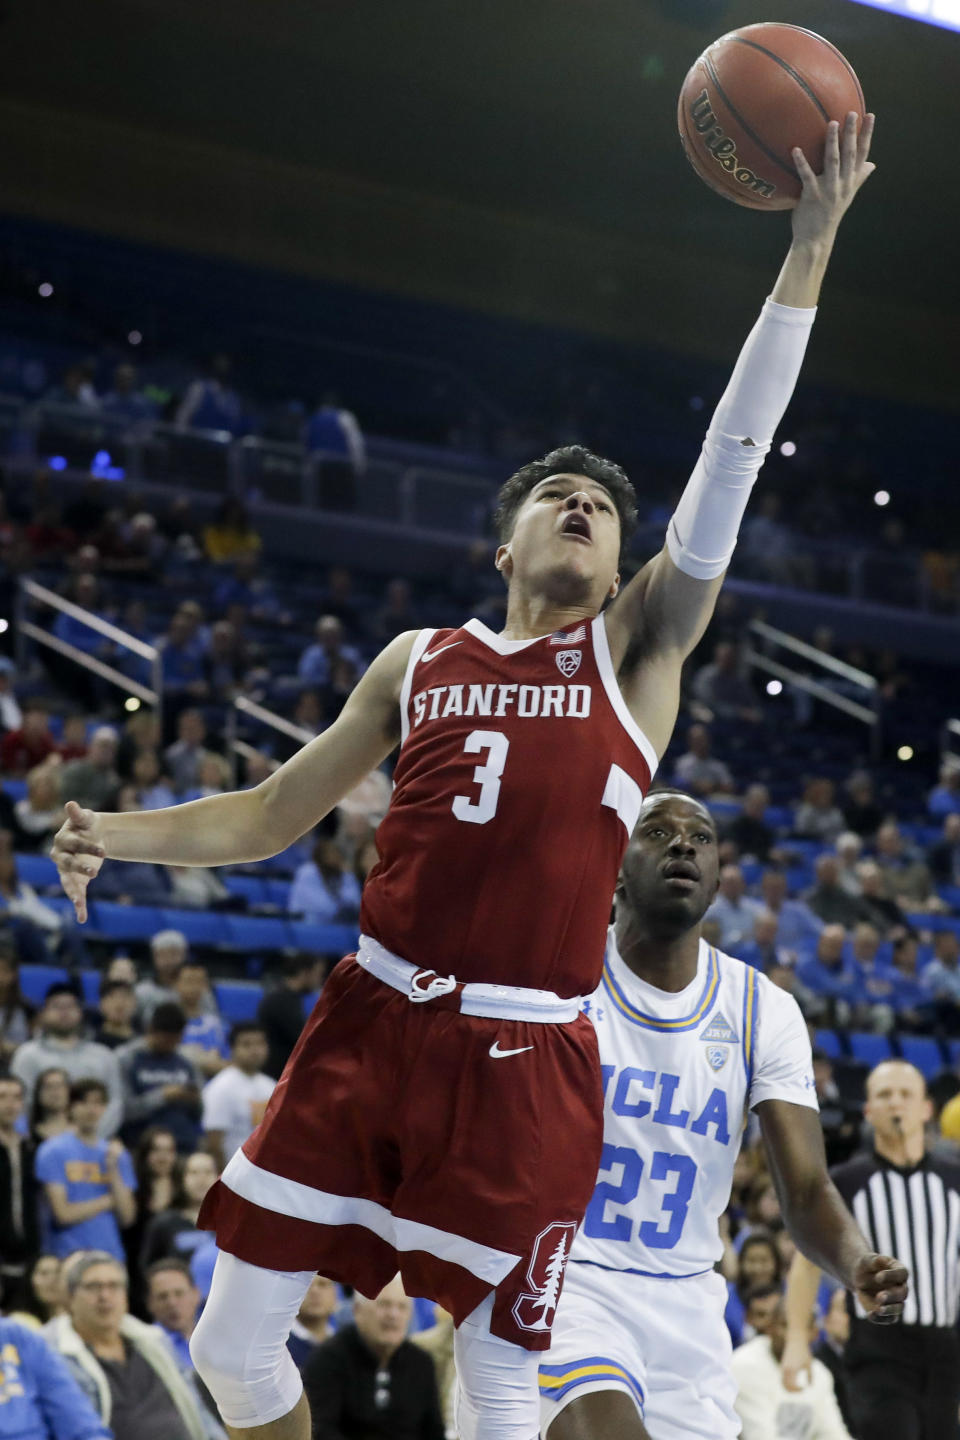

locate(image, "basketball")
(677, 23), (866, 211)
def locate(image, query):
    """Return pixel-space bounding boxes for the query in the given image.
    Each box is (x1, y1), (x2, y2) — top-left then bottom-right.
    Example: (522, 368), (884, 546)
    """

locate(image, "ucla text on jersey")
(572, 932), (816, 1279)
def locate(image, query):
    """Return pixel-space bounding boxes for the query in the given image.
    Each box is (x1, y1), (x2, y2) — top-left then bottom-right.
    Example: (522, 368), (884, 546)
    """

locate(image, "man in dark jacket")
(256, 955), (319, 1080)
(0, 1073), (38, 1289)
(302, 1276), (444, 1440)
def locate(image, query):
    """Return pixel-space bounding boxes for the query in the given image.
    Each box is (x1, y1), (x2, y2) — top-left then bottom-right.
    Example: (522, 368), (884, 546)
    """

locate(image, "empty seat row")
(16, 963), (314, 1025)
(80, 902), (357, 956)
(813, 1028), (959, 1080)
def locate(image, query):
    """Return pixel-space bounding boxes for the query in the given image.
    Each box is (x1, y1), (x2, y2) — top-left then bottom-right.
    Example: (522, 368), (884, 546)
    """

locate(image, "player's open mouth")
(663, 860), (700, 886)
(560, 513), (592, 543)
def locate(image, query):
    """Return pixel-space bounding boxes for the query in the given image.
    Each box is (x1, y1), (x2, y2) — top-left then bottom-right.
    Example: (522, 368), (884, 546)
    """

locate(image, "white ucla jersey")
(571, 930), (817, 1278)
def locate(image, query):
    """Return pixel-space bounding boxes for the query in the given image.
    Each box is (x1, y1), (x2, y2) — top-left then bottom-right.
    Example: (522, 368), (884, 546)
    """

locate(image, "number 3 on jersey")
(452, 730), (509, 825)
(582, 1143), (697, 1250)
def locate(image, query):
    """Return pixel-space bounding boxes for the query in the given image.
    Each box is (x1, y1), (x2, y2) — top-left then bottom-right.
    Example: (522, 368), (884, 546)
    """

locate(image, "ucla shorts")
(540, 1260), (740, 1439)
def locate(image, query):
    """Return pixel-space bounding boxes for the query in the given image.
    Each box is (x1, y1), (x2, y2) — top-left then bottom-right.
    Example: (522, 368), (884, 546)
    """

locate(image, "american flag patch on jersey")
(550, 624), (587, 646)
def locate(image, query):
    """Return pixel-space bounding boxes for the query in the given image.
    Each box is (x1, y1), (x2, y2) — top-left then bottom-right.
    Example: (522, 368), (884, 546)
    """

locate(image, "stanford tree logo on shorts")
(512, 1221), (578, 1332)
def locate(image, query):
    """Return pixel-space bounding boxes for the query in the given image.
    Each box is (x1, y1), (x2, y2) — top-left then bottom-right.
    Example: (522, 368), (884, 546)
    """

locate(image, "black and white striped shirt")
(831, 1149), (960, 1331)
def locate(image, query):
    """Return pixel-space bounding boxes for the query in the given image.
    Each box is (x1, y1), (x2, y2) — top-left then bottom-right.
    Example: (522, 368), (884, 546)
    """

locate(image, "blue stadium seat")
(785, 866), (813, 894)
(740, 861), (763, 887)
(214, 981), (263, 1023)
(2, 780), (27, 802)
(15, 853), (59, 888)
(813, 1029), (843, 1060)
(848, 1033), (892, 1068)
(948, 1040), (960, 1069)
(88, 903), (166, 941)
(265, 880), (291, 910)
(785, 840), (827, 861)
(898, 1035), (946, 1080)
(223, 914), (292, 952)
(765, 806), (793, 829)
(43, 895), (81, 921)
(938, 886), (960, 911)
(223, 875), (269, 906)
(79, 969), (101, 1005)
(288, 922), (357, 956)
(19, 964), (68, 1006)
(160, 910), (231, 947)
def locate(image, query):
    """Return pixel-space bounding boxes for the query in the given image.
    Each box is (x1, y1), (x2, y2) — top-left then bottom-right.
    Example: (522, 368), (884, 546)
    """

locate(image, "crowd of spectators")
(0, 454), (959, 1435)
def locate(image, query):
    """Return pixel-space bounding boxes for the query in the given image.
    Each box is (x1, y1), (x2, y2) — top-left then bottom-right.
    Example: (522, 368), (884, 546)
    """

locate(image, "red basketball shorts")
(199, 952), (603, 1350)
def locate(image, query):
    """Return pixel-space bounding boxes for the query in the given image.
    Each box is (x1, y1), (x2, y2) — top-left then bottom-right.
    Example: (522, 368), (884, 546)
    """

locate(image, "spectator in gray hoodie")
(11, 984), (123, 1136)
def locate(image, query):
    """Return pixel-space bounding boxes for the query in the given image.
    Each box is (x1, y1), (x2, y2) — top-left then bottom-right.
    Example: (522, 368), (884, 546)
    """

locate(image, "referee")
(784, 1059), (960, 1439)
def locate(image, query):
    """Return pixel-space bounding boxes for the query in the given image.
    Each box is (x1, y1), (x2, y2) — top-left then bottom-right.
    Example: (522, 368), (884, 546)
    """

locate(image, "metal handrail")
(21, 580), (159, 659)
(16, 578), (164, 711)
(747, 620), (878, 691)
(225, 694), (316, 786)
(743, 618), (882, 757)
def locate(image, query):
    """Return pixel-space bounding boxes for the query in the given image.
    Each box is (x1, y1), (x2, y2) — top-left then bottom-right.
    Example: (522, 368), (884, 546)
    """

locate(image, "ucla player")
(541, 791), (908, 1440)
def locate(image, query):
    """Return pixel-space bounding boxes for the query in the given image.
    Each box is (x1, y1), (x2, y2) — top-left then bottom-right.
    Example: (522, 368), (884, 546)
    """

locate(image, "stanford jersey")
(201, 613), (659, 1350)
(361, 616), (658, 996)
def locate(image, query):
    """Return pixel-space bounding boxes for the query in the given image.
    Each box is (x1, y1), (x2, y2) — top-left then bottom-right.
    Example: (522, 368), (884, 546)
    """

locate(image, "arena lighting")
(874, 490), (891, 506)
(124, 697), (141, 712)
(47, 456), (68, 471)
(127, 330), (142, 345)
(897, 745), (915, 761)
(37, 282), (53, 298)
(766, 679), (783, 696)
(0, 620), (8, 634)
(842, 0), (960, 34)
(779, 440), (797, 457)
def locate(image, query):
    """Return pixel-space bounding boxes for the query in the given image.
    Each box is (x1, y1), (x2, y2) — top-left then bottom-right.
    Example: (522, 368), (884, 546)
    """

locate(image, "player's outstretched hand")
(51, 800), (106, 923)
(854, 1251), (909, 1324)
(791, 111), (876, 245)
(780, 1332), (813, 1394)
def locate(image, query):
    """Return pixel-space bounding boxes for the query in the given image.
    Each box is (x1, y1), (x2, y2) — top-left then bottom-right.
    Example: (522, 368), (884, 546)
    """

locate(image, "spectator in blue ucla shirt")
(886, 934), (936, 1031)
(921, 930), (960, 1016)
(0, 1314), (111, 1440)
(928, 761), (960, 819)
(758, 868), (823, 952)
(35, 1078), (137, 1262)
(156, 612), (209, 702)
(289, 838), (363, 927)
(297, 615), (366, 689)
(172, 964), (229, 1079)
(795, 925), (863, 1027)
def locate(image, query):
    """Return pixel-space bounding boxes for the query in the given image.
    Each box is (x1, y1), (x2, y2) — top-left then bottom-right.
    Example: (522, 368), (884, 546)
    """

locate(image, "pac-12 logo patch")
(706, 1045), (728, 1072)
(556, 650), (582, 678)
(512, 1221), (577, 1332)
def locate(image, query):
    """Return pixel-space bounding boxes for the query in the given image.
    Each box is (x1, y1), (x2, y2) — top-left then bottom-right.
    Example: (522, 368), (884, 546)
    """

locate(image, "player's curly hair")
(493, 446), (638, 566)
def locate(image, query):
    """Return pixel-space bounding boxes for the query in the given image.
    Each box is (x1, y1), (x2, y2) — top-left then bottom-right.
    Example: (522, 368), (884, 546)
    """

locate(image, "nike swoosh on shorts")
(489, 1042), (534, 1059)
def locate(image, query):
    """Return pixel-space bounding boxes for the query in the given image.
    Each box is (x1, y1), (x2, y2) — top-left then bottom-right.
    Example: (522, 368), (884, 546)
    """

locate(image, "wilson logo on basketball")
(556, 650), (582, 678)
(689, 90), (776, 200)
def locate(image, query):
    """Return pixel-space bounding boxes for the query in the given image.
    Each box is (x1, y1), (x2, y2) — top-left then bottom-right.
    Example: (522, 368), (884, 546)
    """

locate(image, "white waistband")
(356, 934), (583, 1023)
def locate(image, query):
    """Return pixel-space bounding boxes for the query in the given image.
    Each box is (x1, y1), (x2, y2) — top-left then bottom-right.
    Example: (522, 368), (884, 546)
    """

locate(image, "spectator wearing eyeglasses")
(45, 1251), (209, 1440)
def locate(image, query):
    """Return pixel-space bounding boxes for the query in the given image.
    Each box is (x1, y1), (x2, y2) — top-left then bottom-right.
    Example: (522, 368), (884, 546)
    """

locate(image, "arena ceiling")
(0, 0), (957, 408)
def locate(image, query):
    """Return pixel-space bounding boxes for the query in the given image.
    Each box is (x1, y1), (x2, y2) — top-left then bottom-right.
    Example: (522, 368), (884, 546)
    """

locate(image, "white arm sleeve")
(749, 973), (819, 1112)
(667, 297), (817, 579)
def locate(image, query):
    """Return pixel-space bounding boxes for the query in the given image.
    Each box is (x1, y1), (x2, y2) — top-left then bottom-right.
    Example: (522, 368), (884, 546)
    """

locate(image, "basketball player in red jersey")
(52, 114), (874, 1440)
